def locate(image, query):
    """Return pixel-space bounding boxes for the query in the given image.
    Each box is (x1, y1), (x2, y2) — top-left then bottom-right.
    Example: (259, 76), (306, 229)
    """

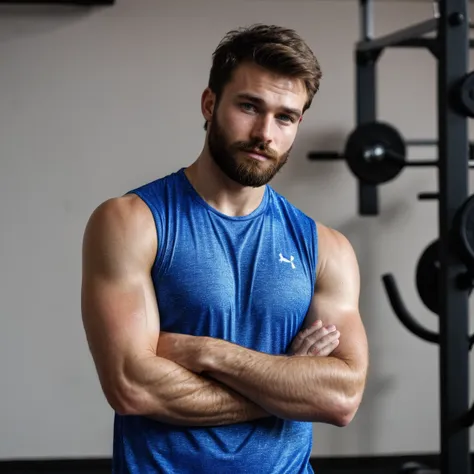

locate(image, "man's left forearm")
(198, 338), (364, 426)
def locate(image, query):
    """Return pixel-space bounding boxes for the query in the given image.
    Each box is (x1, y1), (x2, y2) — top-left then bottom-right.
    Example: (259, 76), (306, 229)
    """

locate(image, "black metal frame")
(308, 2), (473, 473)
(359, 2), (471, 474)
(437, 2), (470, 473)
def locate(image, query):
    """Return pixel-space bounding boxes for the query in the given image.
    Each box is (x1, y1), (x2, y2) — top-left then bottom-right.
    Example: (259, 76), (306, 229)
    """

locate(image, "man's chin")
(212, 152), (280, 187)
(232, 168), (275, 188)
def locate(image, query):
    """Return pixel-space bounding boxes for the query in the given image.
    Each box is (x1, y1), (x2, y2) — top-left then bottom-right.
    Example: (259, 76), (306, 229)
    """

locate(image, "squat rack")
(309, 1), (473, 473)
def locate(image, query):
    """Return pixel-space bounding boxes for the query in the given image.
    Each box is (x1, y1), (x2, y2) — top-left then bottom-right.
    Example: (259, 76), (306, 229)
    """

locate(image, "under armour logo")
(279, 253), (296, 269)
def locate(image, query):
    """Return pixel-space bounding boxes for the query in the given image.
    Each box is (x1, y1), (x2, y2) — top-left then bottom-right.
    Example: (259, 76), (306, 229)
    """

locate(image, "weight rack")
(308, 1), (473, 473)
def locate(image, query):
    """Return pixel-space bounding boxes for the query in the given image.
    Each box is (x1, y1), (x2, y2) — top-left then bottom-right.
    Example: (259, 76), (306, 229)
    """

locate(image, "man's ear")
(201, 88), (216, 123)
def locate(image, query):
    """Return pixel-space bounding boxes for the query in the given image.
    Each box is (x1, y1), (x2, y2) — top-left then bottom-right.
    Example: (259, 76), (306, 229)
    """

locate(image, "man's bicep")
(81, 270), (160, 377)
(307, 225), (368, 371)
(81, 196), (160, 411)
(311, 295), (367, 368)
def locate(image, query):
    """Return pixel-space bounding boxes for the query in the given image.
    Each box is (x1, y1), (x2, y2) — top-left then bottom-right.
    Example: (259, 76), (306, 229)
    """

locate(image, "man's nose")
(250, 115), (273, 145)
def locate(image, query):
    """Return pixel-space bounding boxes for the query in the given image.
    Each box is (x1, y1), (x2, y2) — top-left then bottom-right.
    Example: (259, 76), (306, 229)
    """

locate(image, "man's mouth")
(242, 149), (271, 161)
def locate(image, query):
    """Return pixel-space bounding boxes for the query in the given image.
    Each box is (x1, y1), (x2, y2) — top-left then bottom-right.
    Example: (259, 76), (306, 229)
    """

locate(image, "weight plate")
(398, 462), (431, 474)
(416, 240), (440, 315)
(456, 72), (474, 119)
(454, 194), (474, 271)
(344, 121), (406, 185)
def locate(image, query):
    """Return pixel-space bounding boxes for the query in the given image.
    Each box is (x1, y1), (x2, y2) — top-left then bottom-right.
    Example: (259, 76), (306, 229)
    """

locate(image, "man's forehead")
(225, 63), (307, 109)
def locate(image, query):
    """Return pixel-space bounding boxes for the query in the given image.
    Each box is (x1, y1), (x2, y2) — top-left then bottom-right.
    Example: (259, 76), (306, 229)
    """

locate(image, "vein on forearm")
(130, 355), (269, 426)
(201, 340), (363, 422)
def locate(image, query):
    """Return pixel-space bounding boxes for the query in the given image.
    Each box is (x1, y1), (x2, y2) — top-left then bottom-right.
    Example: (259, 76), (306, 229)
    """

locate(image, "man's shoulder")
(86, 194), (155, 242)
(268, 186), (315, 225)
(315, 222), (358, 277)
(82, 193), (158, 272)
(316, 223), (353, 250)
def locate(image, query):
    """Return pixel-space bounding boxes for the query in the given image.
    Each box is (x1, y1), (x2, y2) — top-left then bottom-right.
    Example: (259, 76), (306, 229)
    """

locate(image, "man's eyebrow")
(235, 93), (302, 117)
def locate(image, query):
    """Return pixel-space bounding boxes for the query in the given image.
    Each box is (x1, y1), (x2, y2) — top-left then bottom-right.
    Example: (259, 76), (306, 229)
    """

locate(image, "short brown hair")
(204, 24), (322, 130)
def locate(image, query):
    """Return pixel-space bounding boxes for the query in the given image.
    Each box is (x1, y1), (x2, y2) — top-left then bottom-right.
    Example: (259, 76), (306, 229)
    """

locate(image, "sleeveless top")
(112, 168), (319, 474)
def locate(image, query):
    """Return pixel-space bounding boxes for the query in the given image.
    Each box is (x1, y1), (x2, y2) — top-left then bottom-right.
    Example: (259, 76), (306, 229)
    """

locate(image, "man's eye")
(241, 103), (257, 112)
(277, 114), (294, 123)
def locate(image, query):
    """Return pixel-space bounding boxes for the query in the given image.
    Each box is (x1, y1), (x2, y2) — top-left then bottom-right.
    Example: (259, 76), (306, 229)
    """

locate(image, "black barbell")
(308, 121), (474, 186)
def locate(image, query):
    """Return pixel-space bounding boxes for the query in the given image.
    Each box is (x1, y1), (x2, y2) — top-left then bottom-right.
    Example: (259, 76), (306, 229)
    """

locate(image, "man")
(81, 24), (368, 474)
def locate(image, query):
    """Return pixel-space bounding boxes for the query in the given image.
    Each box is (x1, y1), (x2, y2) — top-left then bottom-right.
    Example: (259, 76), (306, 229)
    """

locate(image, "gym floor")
(0, 454), (453, 474)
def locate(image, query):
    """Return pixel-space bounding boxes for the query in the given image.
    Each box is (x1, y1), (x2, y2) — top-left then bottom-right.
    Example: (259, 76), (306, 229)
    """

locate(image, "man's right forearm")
(121, 355), (271, 426)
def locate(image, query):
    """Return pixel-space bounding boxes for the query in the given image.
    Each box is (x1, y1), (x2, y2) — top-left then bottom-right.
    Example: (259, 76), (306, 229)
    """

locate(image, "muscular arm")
(81, 195), (270, 426)
(163, 224), (368, 426)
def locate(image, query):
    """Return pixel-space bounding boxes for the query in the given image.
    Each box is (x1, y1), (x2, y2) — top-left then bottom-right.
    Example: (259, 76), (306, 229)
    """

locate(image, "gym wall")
(1, 0), (473, 465)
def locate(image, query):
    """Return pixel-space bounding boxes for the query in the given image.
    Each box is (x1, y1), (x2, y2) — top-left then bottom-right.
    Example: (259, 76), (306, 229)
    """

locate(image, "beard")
(207, 114), (292, 187)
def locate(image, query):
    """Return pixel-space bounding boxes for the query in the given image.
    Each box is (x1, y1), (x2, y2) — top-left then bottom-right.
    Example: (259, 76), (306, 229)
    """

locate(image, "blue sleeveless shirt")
(112, 168), (319, 474)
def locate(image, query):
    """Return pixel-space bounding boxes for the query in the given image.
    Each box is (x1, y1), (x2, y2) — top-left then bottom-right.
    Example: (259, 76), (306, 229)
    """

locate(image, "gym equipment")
(344, 122), (406, 185)
(308, 1), (474, 474)
(398, 461), (438, 474)
(383, 191), (474, 341)
(452, 72), (474, 118)
(453, 194), (474, 273)
(309, 120), (474, 189)
(415, 240), (440, 315)
(415, 239), (474, 317)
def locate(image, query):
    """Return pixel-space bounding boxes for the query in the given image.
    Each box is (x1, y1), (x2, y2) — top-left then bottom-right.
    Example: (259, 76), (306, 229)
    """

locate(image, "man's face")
(205, 62), (307, 187)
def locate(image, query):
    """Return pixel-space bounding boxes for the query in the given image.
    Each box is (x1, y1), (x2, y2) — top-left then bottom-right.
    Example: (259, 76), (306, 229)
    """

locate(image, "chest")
(154, 212), (316, 349)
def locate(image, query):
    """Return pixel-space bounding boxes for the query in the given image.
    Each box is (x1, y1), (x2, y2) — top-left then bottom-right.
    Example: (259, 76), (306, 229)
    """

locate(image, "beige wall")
(1, 0), (472, 460)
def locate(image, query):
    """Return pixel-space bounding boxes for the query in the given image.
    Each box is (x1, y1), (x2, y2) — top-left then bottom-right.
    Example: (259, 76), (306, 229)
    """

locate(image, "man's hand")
(287, 320), (340, 357)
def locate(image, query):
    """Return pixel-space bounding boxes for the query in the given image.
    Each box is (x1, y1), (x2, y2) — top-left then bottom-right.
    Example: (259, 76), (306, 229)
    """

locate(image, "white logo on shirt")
(279, 253), (296, 269)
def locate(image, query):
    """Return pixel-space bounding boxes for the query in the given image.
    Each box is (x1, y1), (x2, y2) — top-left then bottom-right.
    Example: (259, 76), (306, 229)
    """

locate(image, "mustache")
(235, 141), (278, 160)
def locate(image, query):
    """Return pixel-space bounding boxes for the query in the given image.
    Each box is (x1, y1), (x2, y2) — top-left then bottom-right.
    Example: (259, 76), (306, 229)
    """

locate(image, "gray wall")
(1, 0), (473, 461)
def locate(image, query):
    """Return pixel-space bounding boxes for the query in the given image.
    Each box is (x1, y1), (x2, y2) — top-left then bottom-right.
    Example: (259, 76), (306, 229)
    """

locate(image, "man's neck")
(184, 153), (266, 218)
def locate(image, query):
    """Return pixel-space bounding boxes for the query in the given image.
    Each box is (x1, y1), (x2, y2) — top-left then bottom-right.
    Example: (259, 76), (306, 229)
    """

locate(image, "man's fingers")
(289, 320), (323, 353)
(309, 330), (340, 355)
(297, 325), (337, 354)
(311, 339), (340, 357)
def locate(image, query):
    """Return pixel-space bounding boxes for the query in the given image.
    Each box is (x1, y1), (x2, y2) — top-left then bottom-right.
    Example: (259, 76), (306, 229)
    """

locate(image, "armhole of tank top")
(311, 219), (319, 291)
(126, 191), (166, 278)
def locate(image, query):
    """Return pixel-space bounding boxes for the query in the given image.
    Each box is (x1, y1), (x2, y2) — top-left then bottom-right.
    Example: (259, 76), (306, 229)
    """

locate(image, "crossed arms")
(81, 195), (368, 427)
